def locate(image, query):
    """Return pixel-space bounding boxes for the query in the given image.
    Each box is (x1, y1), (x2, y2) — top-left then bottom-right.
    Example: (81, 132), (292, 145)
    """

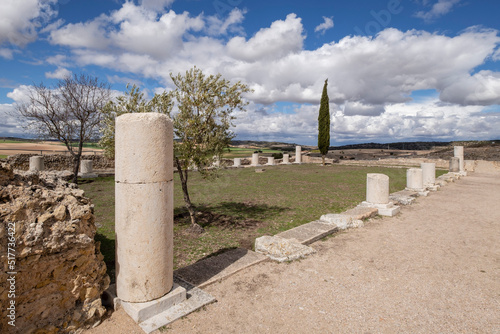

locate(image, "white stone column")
(449, 157), (460, 172)
(421, 163), (436, 186)
(406, 168), (424, 191)
(29, 156), (44, 172)
(267, 157), (275, 166)
(454, 146), (464, 172)
(233, 158), (241, 167)
(251, 153), (259, 166)
(294, 146), (302, 164)
(80, 160), (93, 174)
(359, 173), (400, 216)
(282, 154), (290, 164)
(115, 113), (174, 303)
(366, 173), (389, 204)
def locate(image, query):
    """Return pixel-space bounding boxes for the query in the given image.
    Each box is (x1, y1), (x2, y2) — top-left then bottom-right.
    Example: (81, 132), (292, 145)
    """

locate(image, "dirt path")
(88, 161), (500, 334)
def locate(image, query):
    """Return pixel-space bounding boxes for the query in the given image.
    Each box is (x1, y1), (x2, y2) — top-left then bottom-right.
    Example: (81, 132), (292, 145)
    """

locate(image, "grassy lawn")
(0, 155), (7, 159)
(79, 164), (446, 282)
(222, 147), (283, 158)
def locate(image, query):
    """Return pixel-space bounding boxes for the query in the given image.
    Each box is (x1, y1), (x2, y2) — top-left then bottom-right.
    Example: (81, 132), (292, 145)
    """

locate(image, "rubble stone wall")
(0, 163), (110, 333)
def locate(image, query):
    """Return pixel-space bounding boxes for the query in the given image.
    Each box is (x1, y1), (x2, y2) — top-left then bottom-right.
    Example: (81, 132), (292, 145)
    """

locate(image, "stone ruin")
(0, 163), (109, 333)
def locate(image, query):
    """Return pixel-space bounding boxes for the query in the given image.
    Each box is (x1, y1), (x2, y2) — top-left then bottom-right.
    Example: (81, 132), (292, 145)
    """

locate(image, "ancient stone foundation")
(359, 173), (400, 216)
(29, 156), (44, 172)
(0, 163), (109, 333)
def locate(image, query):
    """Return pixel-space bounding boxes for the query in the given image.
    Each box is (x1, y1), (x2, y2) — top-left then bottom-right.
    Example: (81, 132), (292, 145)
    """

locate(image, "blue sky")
(1, 0), (500, 145)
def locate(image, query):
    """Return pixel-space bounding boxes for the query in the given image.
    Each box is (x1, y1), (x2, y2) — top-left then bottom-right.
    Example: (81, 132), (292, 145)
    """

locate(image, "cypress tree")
(318, 79), (330, 165)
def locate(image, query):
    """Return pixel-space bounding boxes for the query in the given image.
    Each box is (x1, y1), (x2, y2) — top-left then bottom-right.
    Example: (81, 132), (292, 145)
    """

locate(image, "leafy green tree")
(167, 67), (251, 233)
(99, 84), (173, 159)
(318, 79), (330, 165)
(16, 74), (111, 183)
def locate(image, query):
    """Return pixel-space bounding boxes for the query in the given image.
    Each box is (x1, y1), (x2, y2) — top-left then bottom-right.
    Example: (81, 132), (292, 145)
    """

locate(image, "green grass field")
(0, 155), (7, 159)
(79, 164), (446, 282)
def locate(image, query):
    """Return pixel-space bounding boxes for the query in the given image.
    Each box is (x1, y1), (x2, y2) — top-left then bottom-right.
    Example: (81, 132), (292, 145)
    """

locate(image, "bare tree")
(16, 74), (111, 183)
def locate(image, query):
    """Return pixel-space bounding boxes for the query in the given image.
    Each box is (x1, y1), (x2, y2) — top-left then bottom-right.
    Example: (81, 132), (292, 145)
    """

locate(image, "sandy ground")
(87, 161), (500, 334)
(0, 142), (101, 156)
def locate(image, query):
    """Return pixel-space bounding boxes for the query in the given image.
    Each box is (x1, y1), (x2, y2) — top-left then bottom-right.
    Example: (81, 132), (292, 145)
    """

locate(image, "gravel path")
(88, 161), (500, 334)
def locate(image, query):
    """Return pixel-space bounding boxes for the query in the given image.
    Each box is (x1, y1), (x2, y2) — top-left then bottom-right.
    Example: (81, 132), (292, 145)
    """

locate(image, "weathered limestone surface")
(421, 163), (436, 186)
(29, 155), (44, 172)
(266, 157), (275, 166)
(366, 173), (389, 204)
(251, 153), (260, 166)
(80, 160), (93, 174)
(282, 154), (291, 164)
(454, 146), (465, 172)
(255, 236), (316, 262)
(0, 163), (109, 333)
(294, 146), (302, 164)
(449, 157), (460, 172)
(406, 168), (424, 190)
(115, 113), (174, 303)
(233, 158), (241, 167)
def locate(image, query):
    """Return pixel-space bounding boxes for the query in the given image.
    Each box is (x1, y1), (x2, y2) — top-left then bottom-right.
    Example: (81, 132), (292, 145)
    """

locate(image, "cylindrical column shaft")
(449, 157), (460, 172)
(421, 162), (436, 186)
(267, 157), (275, 166)
(366, 173), (389, 204)
(29, 156), (44, 172)
(407, 168), (423, 190)
(234, 158), (241, 167)
(251, 153), (259, 166)
(454, 146), (464, 172)
(283, 154), (290, 164)
(115, 113), (174, 303)
(295, 146), (302, 163)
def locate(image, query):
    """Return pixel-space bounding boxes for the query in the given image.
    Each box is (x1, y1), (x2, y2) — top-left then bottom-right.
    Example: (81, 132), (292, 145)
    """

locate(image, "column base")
(358, 201), (400, 216)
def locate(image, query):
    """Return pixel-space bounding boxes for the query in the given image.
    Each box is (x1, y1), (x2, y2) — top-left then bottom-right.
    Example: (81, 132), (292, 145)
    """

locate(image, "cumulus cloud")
(45, 67), (71, 79)
(206, 8), (246, 36)
(415, 0), (461, 22)
(0, 0), (57, 47)
(314, 16), (334, 34)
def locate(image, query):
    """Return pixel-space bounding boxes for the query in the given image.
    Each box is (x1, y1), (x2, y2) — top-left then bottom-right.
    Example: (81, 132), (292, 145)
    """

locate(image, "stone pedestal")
(251, 153), (260, 166)
(115, 113), (175, 303)
(406, 168), (428, 195)
(421, 162), (439, 191)
(266, 157), (275, 166)
(29, 156), (44, 172)
(282, 154), (291, 164)
(454, 146), (464, 172)
(79, 159), (98, 178)
(233, 158), (241, 167)
(294, 146), (302, 164)
(358, 173), (400, 216)
(449, 157), (460, 172)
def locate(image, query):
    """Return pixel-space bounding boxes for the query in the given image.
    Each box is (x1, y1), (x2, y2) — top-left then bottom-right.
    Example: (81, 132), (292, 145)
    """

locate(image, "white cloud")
(226, 13), (304, 62)
(0, 48), (14, 59)
(415, 0), (461, 22)
(45, 67), (71, 79)
(206, 8), (246, 36)
(314, 16), (334, 34)
(0, 0), (57, 47)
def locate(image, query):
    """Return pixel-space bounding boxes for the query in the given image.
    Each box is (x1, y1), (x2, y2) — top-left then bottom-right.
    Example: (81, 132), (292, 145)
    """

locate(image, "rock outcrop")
(0, 163), (109, 333)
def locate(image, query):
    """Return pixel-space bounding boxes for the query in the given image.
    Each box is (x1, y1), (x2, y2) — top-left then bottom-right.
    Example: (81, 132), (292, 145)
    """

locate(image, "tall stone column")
(115, 113), (174, 303)
(29, 156), (44, 172)
(294, 146), (302, 164)
(454, 146), (464, 172)
(406, 168), (425, 192)
(251, 153), (260, 166)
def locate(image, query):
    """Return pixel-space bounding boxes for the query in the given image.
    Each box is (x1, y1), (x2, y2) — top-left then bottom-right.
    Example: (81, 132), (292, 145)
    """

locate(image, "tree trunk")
(322, 155), (325, 166)
(175, 157), (204, 234)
